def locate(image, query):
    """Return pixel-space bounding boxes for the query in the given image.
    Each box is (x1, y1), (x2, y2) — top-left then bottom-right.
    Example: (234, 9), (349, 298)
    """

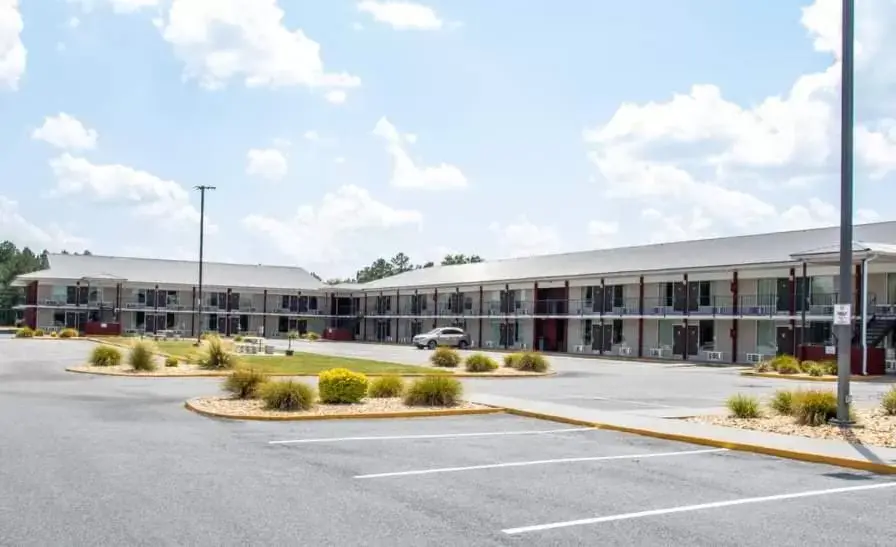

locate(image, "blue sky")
(1, 0), (895, 279)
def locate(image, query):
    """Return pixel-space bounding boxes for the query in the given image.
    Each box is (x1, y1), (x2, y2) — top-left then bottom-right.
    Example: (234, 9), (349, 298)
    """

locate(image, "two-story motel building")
(14, 222), (896, 373)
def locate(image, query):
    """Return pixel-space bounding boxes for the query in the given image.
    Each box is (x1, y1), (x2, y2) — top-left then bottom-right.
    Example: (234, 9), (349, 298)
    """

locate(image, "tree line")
(312, 252), (483, 285)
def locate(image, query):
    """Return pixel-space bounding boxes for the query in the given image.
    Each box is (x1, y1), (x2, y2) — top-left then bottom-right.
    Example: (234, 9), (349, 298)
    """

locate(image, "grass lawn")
(95, 336), (442, 375)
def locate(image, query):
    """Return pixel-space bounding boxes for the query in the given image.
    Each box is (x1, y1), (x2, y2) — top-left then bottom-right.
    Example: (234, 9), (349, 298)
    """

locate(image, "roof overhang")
(789, 241), (896, 264)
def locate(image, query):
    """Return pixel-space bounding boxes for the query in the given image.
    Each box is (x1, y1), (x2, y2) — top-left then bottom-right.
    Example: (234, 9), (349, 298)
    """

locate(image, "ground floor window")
(583, 319), (592, 345)
(658, 320), (674, 348)
(699, 320), (714, 350)
(757, 321), (775, 353)
(239, 315), (249, 332)
(612, 319), (623, 345)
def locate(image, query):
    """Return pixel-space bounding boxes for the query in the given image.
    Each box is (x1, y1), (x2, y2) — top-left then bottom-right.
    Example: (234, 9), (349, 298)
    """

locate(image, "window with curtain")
(888, 273), (896, 304)
(756, 321), (776, 353)
(757, 279), (776, 307)
(658, 320), (673, 348)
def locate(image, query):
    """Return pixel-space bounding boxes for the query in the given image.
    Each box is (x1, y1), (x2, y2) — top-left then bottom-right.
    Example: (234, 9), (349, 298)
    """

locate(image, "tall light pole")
(833, 0), (855, 425)
(195, 185), (216, 343)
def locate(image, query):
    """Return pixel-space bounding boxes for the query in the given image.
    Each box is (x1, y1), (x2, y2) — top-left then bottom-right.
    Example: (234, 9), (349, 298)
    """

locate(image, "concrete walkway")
(471, 393), (896, 473)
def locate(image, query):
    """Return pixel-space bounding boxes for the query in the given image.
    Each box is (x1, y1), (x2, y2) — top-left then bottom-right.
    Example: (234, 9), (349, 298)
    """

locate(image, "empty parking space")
(263, 414), (896, 545)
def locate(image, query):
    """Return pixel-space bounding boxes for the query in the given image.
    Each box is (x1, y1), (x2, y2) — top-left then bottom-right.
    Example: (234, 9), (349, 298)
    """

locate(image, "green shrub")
(819, 359), (838, 375)
(800, 360), (818, 373)
(306, 332), (320, 341)
(223, 368), (269, 399)
(368, 375), (405, 398)
(33, 328), (45, 337)
(881, 387), (896, 416)
(726, 393), (761, 419)
(770, 354), (799, 373)
(404, 375), (463, 407)
(503, 353), (522, 368)
(197, 335), (238, 370)
(753, 360), (773, 373)
(464, 353), (498, 373)
(793, 390), (838, 426)
(89, 345), (122, 367)
(769, 389), (797, 416)
(430, 347), (461, 368)
(164, 355), (179, 367)
(14, 326), (34, 338)
(59, 328), (78, 339)
(806, 364), (825, 377)
(514, 352), (550, 372)
(775, 360), (801, 375)
(50, 331), (58, 338)
(233, 335), (244, 342)
(318, 368), (369, 404)
(128, 340), (157, 372)
(259, 380), (315, 411)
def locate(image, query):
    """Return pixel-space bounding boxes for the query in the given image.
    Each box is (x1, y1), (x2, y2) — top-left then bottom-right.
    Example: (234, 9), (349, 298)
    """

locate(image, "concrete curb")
(741, 371), (889, 383)
(183, 398), (505, 422)
(496, 407), (896, 475)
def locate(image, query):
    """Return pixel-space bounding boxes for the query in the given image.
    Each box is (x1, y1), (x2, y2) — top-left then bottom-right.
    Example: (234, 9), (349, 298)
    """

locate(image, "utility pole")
(833, 0), (854, 425)
(195, 185), (216, 344)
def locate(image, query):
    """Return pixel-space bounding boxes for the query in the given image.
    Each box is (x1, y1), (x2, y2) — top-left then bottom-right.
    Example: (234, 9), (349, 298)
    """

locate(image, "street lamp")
(194, 185), (216, 344)
(833, 0), (854, 425)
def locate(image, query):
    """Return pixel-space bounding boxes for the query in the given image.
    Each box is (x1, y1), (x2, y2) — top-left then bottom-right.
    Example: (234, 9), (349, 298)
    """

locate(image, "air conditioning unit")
(617, 346), (632, 356)
(746, 353), (762, 363)
(706, 351), (723, 361)
(648, 348), (663, 358)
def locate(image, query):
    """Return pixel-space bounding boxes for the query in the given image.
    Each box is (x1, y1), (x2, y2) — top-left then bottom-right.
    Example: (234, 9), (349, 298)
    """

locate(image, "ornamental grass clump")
(726, 393), (761, 419)
(259, 380), (315, 411)
(792, 390), (838, 426)
(223, 368), (269, 399)
(197, 335), (238, 370)
(128, 340), (156, 372)
(513, 352), (550, 372)
(430, 347), (461, 368)
(367, 375), (405, 398)
(464, 353), (498, 373)
(404, 376), (462, 407)
(89, 345), (122, 367)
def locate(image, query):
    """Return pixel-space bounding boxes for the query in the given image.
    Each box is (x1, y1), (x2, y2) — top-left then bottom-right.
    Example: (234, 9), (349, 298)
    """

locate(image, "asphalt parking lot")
(3, 338), (896, 546)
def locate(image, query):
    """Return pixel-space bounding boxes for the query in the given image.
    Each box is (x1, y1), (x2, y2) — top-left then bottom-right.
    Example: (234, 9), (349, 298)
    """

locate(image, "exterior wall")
(621, 319), (639, 350)
(566, 319), (583, 352)
(642, 319), (660, 352)
(737, 320), (759, 361)
(714, 319), (734, 357)
(867, 272), (888, 305)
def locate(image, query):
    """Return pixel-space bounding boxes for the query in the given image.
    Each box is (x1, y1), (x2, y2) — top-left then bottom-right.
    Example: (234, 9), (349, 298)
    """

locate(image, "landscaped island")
(67, 336), (553, 377)
(186, 367), (495, 421)
(693, 386), (896, 448)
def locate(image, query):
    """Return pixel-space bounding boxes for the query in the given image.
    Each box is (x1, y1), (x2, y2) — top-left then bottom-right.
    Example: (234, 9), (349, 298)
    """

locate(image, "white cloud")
(47, 153), (211, 230)
(583, 0), (896, 241)
(158, 0), (360, 93)
(489, 217), (562, 258)
(334, 156), (346, 164)
(587, 220), (618, 237)
(246, 148), (288, 181)
(68, 0), (162, 13)
(0, 0), (26, 90)
(242, 184), (422, 264)
(67, 16), (81, 29)
(303, 130), (320, 142)
(372, 116), (468, 190)
(357, 1), (443, 30)
(325, 90), (347, 104)
(32, 113), (99, 151)
(0, 195), (88, 251)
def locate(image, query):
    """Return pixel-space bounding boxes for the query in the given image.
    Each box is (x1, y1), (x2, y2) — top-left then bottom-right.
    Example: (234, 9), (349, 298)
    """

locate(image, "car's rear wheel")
(457, 340), (469, 350)
(427, 340), (437, 350)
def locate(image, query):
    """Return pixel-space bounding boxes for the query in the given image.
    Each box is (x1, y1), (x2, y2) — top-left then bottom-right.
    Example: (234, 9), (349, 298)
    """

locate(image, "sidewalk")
(471, 393), (896, 474)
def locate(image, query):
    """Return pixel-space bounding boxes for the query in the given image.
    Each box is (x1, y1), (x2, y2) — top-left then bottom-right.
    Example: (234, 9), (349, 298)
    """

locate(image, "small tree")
(286, 330), (299, 355)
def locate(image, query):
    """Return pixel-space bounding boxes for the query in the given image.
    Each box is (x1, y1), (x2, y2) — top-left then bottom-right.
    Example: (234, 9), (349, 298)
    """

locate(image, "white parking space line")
(354, 448), (726, 479)
(269, 427), (596, 445)
(501, 481), (896, 535)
